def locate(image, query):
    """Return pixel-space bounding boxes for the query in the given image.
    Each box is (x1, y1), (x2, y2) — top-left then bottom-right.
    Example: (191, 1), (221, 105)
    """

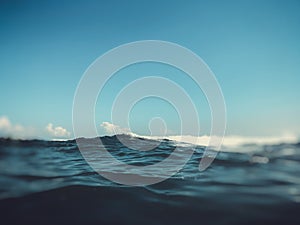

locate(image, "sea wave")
(0, 135), (300, 224)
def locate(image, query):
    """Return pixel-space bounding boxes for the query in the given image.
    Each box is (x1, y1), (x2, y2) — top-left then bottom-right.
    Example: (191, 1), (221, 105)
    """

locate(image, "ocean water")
(0, 135), (300, 225)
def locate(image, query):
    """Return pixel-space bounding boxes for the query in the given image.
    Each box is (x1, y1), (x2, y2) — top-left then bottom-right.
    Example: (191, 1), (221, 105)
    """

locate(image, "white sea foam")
(136, 133), (299, 153)
(99, 122), (299, 152)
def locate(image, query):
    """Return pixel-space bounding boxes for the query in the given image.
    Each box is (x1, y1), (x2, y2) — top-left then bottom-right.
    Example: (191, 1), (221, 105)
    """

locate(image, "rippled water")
(0, 135), (300, 225)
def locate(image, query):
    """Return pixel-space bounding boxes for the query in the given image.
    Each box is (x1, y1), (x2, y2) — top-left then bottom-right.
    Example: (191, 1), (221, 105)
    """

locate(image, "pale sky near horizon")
(0, 0), (299, 140)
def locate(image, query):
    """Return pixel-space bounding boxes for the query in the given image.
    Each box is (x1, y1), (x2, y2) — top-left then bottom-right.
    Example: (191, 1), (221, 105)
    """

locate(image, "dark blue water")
(0, 135), (300, 225)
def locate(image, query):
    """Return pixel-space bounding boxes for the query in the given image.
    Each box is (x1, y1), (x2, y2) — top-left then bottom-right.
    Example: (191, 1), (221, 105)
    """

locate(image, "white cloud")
(100, 122), (133, 135)
(0, 116), (27, 138)
(46, 123), (71, 138)
(0, 116), (71, 140)
(0, 116), (11, 130)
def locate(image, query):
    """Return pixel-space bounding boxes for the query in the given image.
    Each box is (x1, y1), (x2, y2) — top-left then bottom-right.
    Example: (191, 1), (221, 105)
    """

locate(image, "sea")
(0, 135), (300, 225)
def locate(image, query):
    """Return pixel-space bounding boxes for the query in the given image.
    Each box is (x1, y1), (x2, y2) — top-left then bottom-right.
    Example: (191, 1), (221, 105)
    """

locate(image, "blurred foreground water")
(0, 135), (300, 225)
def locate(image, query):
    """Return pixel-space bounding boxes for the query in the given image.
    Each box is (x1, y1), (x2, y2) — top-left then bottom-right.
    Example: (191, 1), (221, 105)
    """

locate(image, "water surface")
(0, 135), (299, 224)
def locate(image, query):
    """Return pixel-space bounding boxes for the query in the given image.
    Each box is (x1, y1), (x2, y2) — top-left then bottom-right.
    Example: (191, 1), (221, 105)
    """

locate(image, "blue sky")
(0, 0), (299, 139)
